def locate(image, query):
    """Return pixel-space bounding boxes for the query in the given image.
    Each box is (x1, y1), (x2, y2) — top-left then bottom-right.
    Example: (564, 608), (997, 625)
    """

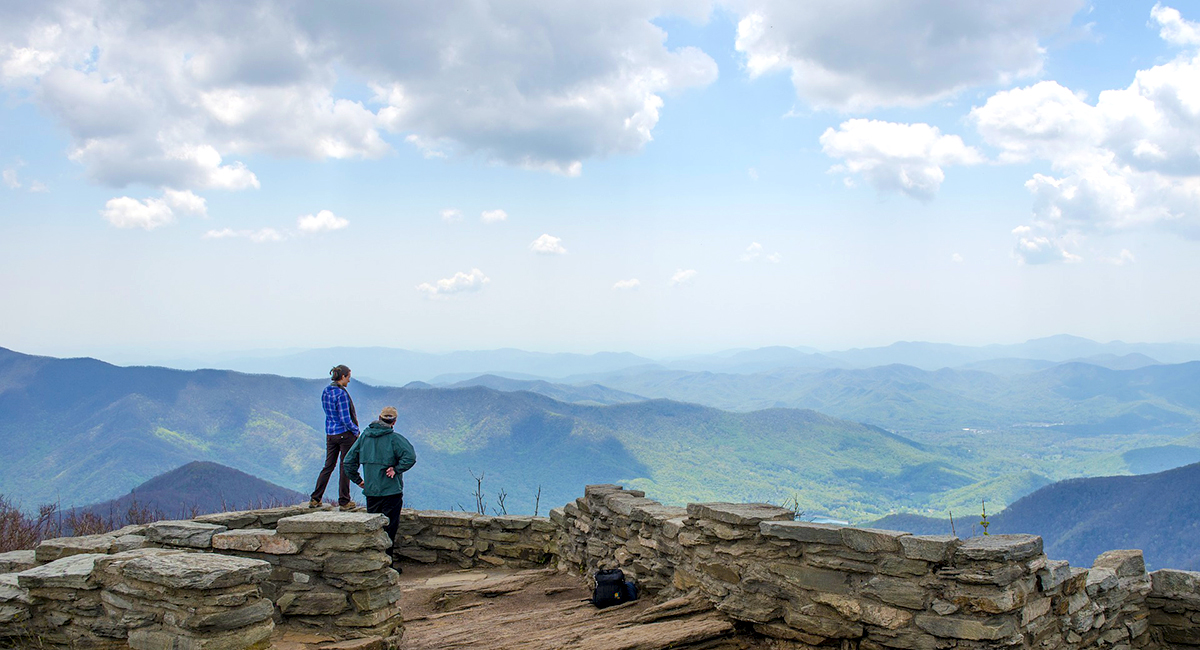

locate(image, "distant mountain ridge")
(871, 461), (1200, 571)
(555, 361), (1200, 436)
(0, 346), (957, 521)
(115, 335), (1200, 386)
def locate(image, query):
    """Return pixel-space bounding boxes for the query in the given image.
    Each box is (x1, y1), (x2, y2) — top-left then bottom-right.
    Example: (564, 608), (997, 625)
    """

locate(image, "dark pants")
(311, 432), (357, 505)
(366, 492), (403, 554)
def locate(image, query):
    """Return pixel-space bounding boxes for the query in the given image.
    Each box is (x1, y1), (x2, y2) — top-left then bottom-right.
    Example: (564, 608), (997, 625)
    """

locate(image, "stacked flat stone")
(0, 571), (32, 640)
(557, 484), (1166, 650)
(392, 510), (557, 568)
(100, 549), (274, 650)
(193, 504), (318, 530)
(554, 484), (690, 594)
(15, 553), (117, 648)
(1148, 567), (1200, 647)
(267, 511), (403, 639)
(33, 526), (150, 565)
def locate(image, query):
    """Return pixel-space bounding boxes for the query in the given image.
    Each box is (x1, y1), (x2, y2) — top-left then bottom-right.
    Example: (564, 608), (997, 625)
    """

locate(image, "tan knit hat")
(379, 406), (398, 422)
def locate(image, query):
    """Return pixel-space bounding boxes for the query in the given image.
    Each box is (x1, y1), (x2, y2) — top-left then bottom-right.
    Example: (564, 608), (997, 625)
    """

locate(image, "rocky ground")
(271, 564), (762, 650)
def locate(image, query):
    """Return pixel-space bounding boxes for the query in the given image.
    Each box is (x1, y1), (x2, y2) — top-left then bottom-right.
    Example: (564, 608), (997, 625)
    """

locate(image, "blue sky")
(2, 1), (1199, 360)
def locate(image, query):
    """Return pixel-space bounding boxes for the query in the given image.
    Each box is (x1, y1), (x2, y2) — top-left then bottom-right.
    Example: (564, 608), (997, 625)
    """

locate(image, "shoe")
(308, 498), (321, 508)
(339, 502), (357, 511)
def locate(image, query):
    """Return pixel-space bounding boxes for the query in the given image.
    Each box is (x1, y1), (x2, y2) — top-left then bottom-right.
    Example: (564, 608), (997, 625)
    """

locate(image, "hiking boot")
(308, 498), (320, 508)
(339, 502), (358, 511)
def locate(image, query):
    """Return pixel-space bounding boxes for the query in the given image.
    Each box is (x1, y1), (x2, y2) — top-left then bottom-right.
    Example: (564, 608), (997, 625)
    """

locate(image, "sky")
(2, 0), (1200, 360)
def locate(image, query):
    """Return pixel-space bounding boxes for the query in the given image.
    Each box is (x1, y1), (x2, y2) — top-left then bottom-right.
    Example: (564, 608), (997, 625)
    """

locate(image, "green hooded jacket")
(343, 421), (417, 497)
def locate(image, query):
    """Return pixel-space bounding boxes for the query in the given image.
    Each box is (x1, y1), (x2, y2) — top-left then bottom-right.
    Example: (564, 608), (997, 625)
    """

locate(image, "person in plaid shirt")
(310, 364), (360, 509)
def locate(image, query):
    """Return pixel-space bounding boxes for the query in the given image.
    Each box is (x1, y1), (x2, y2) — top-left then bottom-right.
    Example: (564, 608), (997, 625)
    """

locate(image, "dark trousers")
(366, 492), (403, 553)
(311, 432), (357, 505)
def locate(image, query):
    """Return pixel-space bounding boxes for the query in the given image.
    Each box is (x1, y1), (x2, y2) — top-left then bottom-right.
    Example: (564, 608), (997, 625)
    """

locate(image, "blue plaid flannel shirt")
(322, 384), (359, 436)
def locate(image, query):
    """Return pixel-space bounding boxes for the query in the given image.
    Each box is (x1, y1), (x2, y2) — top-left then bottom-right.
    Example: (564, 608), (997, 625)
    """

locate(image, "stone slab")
(0, 550), (37, 573)
(900, 535), (959, 562)
(128, 617), (273, 650)
(276, 511), (387, 535)
(955, 534), (1042, 563)
(687, 502), (794, 526)
(1152, 568), (1200, 600)
(35, 533), (116, 562)
(413, 511), (482, 527)
(144, 520), (229, 548)
(193, 510), (260, 529)
(1093, 549), (1146, 578)
(914, 613), (1016, 640)
(761, 520), (843, 545)
(122, 553), (271, 590)
(212, 529), (300, 555)
(841, 527), (908, 553)
(17, 553), (102, 590)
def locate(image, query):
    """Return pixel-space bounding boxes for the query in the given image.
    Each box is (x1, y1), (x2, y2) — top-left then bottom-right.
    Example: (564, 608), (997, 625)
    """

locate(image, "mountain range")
(871, 460), (1200, 571)
(3, 343), (1199, 526)
(0, 346), (958, 520)
(120, 335), (1200, 386)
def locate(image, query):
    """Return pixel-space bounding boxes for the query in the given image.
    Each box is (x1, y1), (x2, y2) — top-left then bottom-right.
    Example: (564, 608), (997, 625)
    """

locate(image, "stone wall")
(11, 548), (275, 649)
(552, 484), (1182, 650)
(0, 506), (403, 649)
(1149, 570), (1200, 648)
(5, 489), (1200, 649)
(391, 510), (557, 568)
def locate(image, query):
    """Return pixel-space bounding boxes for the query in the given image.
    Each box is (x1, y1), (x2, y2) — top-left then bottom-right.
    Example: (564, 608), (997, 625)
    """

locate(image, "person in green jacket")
(343, 406), (417, 566)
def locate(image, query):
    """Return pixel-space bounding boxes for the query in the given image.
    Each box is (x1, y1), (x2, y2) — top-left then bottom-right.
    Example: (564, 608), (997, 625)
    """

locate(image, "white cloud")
(951, 253), (964, 263)
(1011, 225), (1081, 265)
(741, 241), (782, 262)
(416, 268), (491, 298)
(481, 209), (508, 224)
(405, 134), (448, 159)
(530, 234), (567, 255)
(297, 209), (349, 233)
(741, 242), (763, 261)
(3, 162), (51, 193)
(747, 167), (759, 181)
(1101, 249), (1136, 266)
(440, 208), (463, 223)
(101, 196), (175, 230)
(1, 0), (718, 190)
(670, 268), (697, 285)
(163, 189), (207, 217)
(1152, 3), (1200, 46)
(613, 278), (641, 290)
(970, 7), (1200, 241)
(202, 227), (284, 243)
(820, 119), (984, 200)
(729, 0), (1082, 110)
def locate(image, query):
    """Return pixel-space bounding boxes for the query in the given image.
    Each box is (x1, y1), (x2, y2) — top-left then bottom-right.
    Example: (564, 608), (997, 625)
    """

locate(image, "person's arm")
(333, 389), (359, 435)
(393, 435), (416, 473)
(343, 437), (365, 487)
